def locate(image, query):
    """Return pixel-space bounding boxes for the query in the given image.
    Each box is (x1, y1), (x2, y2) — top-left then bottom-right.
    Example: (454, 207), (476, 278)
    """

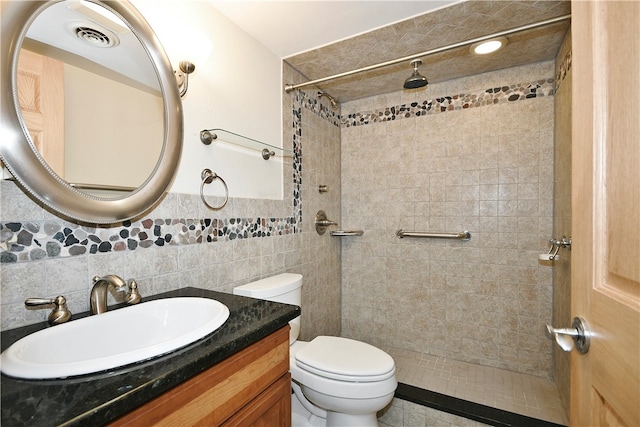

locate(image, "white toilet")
(234, 273), (397, 427)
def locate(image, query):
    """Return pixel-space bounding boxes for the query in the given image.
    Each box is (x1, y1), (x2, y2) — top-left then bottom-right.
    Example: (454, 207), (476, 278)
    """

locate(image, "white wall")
(131, 0), (284, 199)
(64, 64), (163, 189)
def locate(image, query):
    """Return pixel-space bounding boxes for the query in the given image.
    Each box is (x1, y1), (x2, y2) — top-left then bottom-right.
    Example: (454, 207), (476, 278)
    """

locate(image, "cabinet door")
(222, 373), (291, 427)
(110, 327), (290, 426)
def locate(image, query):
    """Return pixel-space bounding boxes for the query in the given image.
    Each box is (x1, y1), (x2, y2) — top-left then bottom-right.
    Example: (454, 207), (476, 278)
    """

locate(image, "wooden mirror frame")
(0, 0), (183, 224)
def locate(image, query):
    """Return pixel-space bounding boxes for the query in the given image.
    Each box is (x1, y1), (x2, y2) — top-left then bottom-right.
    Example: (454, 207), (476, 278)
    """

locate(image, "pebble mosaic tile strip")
(301, 93), (341, 127)
(292, 91), (304, 226)
(555, 49), (572, 92)
(0, 216), (298, 263)
(0, 93), (305, 264)
(341, 78), (555, 127)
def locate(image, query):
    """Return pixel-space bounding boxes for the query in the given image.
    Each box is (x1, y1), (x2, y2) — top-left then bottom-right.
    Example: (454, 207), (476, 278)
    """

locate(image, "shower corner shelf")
(200, 128), (292, 160)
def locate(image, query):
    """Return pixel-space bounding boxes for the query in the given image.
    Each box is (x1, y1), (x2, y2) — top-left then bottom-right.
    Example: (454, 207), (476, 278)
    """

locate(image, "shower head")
(404, 59), (428, 90)
(317, 91), (339, 109)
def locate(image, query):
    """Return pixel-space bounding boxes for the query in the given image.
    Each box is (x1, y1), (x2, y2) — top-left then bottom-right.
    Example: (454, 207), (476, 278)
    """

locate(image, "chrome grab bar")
(396, 229), (471, 241)
(330, 230), (364, 237)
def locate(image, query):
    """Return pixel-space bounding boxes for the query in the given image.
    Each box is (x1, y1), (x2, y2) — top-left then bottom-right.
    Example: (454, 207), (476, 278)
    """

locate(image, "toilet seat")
(290, 337), (397, 401)
(295, 336), (395, 382)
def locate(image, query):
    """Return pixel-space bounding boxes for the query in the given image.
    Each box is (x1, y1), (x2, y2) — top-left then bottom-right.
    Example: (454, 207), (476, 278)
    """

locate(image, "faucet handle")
(125, 279), (142, 305)
(25, 297), (59, 306)
(25, 295), (72, 326)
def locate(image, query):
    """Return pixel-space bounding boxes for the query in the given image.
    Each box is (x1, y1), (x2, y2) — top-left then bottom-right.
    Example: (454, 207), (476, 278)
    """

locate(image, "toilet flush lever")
(545, 317), (590, 354)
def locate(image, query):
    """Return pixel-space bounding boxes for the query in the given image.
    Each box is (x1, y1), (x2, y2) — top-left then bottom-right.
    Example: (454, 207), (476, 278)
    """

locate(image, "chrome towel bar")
(396, 229), (471, 241)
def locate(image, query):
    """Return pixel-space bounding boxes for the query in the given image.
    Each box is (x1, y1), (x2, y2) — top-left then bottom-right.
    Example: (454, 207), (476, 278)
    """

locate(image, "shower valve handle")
(315, 210), (338, 235)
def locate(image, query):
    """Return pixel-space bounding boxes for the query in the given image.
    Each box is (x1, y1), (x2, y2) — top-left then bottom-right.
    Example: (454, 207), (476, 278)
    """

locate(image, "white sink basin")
(1, 297), (229, 379)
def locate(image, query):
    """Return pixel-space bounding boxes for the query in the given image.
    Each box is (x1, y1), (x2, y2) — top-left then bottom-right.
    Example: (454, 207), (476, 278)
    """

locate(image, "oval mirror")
(0, 0), (182, 224)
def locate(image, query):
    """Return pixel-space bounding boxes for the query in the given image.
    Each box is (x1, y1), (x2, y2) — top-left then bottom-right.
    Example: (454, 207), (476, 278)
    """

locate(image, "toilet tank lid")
(234, 273), (302, 298)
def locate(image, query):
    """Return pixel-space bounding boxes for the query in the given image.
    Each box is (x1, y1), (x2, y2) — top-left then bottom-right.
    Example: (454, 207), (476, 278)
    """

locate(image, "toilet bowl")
(234, 273), (397, 427)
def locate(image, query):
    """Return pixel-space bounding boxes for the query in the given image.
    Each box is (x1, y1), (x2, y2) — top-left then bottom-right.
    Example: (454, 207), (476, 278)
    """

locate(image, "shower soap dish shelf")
(200, 128), (292, 160)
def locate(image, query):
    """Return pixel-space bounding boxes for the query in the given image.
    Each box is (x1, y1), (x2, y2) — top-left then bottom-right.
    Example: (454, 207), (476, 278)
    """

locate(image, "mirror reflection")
(18, 0), (164, 195)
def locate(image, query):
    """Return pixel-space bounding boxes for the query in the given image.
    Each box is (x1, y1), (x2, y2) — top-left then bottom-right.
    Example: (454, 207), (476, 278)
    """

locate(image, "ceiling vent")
(66, 21), (120, 48)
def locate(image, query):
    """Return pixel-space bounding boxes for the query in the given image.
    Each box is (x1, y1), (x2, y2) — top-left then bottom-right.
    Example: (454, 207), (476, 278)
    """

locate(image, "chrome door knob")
(545, 317), (591, 354)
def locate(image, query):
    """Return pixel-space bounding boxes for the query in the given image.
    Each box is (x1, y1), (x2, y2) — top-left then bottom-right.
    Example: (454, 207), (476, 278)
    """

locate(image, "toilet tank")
(233, 273), (302, 344)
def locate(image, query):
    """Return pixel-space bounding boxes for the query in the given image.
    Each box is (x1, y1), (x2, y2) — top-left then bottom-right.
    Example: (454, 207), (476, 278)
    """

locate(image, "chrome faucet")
(90, 275), (141, 314)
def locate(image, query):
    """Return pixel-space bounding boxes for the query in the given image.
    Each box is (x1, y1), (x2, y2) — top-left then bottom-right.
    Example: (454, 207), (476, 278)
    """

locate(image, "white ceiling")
(209, 0), (459, 58)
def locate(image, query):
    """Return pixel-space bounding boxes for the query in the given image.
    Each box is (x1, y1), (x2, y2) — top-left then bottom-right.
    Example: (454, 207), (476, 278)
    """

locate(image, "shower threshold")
(384, 347), (568, 426)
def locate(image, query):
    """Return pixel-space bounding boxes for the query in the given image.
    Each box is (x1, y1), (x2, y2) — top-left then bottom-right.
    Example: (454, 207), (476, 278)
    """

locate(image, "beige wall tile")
(341, 61), (555, 379)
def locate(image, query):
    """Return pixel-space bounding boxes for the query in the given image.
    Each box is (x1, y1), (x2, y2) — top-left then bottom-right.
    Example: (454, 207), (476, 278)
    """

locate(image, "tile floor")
(384, 347), (569, 426)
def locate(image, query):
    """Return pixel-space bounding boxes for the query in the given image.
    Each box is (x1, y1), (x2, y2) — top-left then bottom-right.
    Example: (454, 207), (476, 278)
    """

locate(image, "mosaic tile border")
(292, 91), (304, 226)
(0, 92), (306, 263)
(300, 93), (341, 127)
(0, 216), (299, 263)
(555, 49), (572, 92)
(341, 78), (555, 127)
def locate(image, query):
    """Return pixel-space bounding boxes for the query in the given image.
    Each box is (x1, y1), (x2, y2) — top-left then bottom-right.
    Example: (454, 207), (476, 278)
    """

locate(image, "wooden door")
(17, 48), (65, 176)
(571, 1), (640, 426)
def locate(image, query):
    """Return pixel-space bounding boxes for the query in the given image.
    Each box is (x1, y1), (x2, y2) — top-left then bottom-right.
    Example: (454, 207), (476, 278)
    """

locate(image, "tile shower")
(340, 60), (555, 377)
(339, 59), (567, 424)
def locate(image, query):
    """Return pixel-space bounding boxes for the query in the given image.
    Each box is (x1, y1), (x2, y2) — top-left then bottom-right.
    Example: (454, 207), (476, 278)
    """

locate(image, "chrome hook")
(175, 61), (195, 98)
(200, 169), (228, 210)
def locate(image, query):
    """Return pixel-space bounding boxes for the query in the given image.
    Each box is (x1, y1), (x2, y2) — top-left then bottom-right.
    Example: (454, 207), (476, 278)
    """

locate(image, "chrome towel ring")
(200, 169), (228, 210)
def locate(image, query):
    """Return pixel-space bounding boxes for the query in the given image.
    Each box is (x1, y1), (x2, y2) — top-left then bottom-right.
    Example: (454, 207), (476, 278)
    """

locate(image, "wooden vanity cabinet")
(111, 326), (291, 426)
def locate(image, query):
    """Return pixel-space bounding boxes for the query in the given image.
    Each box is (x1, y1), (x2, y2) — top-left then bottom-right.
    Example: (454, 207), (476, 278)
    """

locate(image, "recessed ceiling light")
(470, 37), (508, 55)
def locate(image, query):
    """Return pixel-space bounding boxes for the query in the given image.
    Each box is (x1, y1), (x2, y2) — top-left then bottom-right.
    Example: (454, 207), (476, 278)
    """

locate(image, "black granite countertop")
(0, 287), (300, 426)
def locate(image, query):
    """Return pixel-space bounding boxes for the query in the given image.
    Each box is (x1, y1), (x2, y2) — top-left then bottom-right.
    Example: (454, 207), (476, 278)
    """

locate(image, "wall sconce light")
(175, 61), (195, 98)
